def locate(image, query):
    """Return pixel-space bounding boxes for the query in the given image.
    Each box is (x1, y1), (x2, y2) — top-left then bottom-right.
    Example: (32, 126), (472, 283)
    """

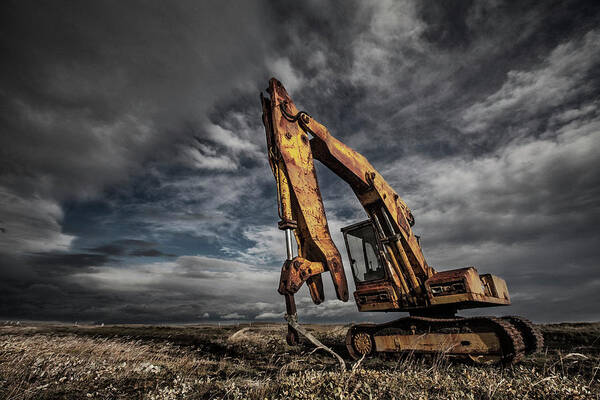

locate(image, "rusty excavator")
(260, 78), (543, 364)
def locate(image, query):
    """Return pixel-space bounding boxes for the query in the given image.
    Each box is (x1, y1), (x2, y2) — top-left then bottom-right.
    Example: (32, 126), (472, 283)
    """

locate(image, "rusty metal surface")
(374, 332), (500, 354)
(261, 78), (348, 305)
(502, 316), (544, 355)
(305, 116), (433, 284)
(483, 274), (510, 302)
(425, 267), (511, 308)
(425, 267), (476, 285)
(353, 332), (374, 355)
(278, 258), (325, 301)
(347, 316), (526, 364)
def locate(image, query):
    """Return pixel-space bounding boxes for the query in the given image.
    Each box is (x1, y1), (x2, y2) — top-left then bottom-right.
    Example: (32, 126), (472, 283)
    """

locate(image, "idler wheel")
(346, 327), (374, 359)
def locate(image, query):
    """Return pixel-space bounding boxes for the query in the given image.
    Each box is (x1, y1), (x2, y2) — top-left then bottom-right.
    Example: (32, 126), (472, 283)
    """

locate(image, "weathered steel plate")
(374, 332), (501, 354)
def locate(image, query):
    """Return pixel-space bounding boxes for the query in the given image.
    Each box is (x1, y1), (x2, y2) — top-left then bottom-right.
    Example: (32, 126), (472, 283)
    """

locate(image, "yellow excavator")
(260, 78), (542, 364)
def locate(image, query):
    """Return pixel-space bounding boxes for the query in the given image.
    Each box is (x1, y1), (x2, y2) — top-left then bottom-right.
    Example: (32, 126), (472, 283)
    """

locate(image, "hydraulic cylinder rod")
(285, 228), (294, 260)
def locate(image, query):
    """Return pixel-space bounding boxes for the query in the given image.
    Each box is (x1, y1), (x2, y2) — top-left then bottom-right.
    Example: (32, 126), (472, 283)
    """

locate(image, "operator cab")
(341, 219), (399, 312)
(341, 220), (387, 284)
(341, 219), (512, 313)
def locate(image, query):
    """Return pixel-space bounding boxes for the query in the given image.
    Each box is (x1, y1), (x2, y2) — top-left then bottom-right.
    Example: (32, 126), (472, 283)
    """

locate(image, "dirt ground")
(0, 321), (598, 399)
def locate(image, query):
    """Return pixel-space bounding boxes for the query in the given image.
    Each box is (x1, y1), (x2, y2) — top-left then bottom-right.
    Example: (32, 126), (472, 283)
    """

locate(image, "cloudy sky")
(1, 0), (599, 324)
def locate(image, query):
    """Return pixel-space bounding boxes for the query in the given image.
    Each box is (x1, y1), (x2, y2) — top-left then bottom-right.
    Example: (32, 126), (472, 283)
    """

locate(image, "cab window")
(344, 223), (385, 282)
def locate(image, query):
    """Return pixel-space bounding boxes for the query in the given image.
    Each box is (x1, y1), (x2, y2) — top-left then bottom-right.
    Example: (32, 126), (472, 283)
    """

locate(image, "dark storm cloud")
(129, 249), (174, 258)
(0, 0), (273, 200)
(88, 244), (128, 257)
(87, 239), (172, 257)
(0, 0), (275, 321)
(1, 0), (599, 324)
(0, 254), (281, 323)
(417, 0), (474, 49)
(28, 253), (112, 270)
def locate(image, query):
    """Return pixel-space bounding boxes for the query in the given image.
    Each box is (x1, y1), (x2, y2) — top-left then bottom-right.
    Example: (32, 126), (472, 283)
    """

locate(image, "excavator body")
(342, 219), (510, 314)
(260, 78), (542, 364)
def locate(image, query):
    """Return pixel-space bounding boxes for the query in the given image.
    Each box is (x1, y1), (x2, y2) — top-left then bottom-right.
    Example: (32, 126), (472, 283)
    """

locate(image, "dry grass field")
(0, 321), (599, 399)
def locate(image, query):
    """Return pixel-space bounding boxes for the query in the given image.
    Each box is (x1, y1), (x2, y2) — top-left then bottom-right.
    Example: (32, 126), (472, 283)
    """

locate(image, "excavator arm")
(261, 78), (349, 302)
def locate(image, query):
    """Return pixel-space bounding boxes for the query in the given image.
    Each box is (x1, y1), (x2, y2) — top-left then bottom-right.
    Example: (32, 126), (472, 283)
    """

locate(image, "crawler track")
(502, 315), (544, 355)
(346, 316), (527, 365)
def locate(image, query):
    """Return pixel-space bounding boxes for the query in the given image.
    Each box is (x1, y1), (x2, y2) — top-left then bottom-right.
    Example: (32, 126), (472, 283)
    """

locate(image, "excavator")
(260, 78), (543, 364)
